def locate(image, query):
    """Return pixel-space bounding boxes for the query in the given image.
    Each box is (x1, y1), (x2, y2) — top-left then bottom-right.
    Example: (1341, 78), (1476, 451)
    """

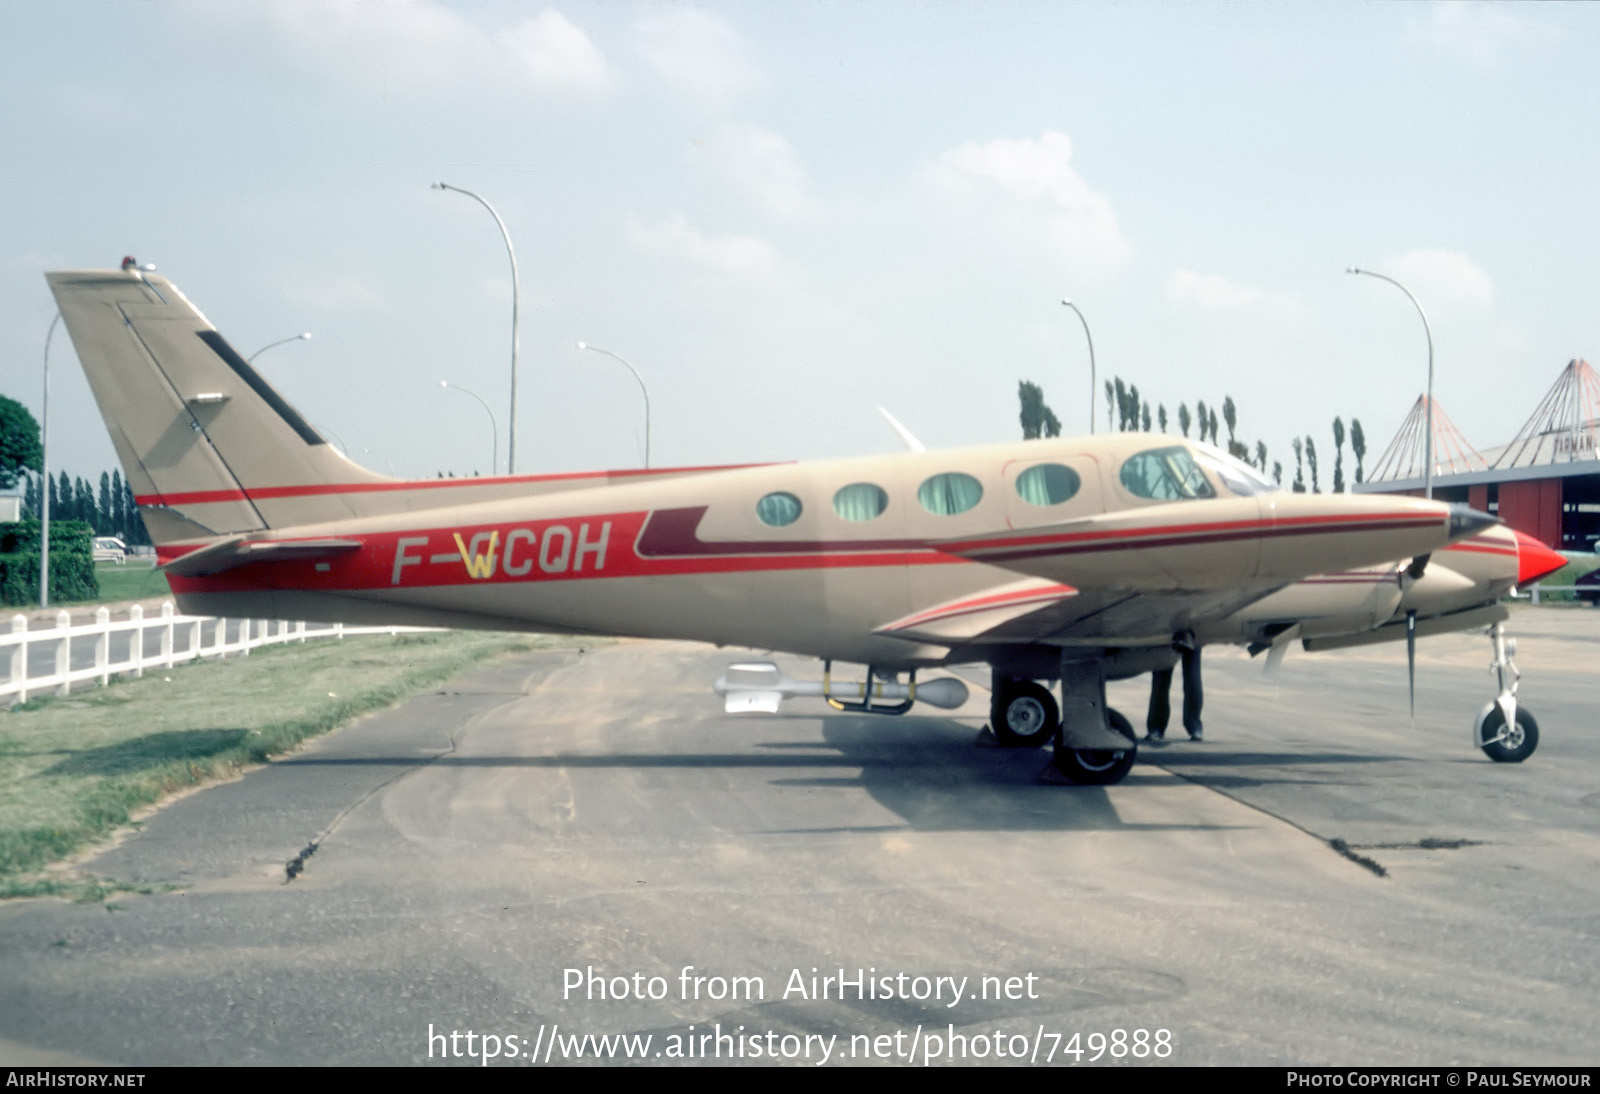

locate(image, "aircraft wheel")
(1478, 706), (1539, 764)
(991, 680), (1058, 748)
(1054, 708), (1138, 785)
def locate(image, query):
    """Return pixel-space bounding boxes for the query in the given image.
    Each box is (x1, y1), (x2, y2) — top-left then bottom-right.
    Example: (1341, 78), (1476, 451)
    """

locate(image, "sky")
(2, 0), (1597, 487)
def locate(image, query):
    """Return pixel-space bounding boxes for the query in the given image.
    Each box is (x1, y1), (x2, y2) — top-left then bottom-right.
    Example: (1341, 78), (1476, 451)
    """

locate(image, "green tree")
(1256, 440), (1267, 472)
(1272, 460), (1283, 485)
(111, 469), (126, 537)
(1017, 380), (1062, 440)
(1350, 418), (1366, 485)
(1141, 405), (1151, 432)
(1222, 395), (1237, 446)
(1103, 380), (1115, 432)
(1332, 417), (1346, 494)
(1177, 403), (1191, 438)
(75, 476), (93, 526)
(1292, 437), (1305, 493)
(1157, 404), (1168, 433)
(1196, 400), (1208, 442)
(98, 471), (113, 533)
(0, 396), (43, 491)
(1305, 436), (1320, 493)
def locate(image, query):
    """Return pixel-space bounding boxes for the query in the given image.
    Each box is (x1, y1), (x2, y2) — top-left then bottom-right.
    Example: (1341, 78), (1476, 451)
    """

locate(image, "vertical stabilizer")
(46, 268), (392, 543)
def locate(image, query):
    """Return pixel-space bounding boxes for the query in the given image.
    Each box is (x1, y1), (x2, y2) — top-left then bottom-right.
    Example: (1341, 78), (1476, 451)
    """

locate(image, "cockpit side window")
(1119, 446), (1217, 501)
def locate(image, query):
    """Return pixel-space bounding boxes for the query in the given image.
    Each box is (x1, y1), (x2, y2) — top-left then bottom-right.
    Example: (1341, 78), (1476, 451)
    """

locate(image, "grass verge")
(1539, 553), (1599, 588)
(0, 628), (578, 898)
(89, 560), (172, 604)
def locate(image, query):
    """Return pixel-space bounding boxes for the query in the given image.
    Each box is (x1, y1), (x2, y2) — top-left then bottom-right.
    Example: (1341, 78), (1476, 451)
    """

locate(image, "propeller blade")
(1264, 641), (1289, 677)
(1262, 622), (1301, 678)
(1406, 609), (1417, 720)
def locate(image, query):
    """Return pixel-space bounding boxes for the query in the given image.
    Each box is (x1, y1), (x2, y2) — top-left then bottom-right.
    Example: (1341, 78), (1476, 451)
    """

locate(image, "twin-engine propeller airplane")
(47, 266), (1564, 784)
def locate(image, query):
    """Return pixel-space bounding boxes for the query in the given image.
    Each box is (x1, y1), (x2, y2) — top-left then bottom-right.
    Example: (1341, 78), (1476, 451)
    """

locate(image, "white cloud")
(178, 1), (613, 99)
(628, 213), (789, 283)
(1380, 249), (1494, 310)
(931, 131), (1127, 271)
(501, 10), (614, 95)
(632, 9), (762, 105)
(1166, 269), (1267, 310)
(1408, 3), (1561, 69)
(695, 124), (817, 221)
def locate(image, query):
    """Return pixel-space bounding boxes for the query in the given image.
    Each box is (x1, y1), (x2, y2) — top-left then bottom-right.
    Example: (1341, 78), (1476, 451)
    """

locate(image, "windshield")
(1192, 442), (1280, 497)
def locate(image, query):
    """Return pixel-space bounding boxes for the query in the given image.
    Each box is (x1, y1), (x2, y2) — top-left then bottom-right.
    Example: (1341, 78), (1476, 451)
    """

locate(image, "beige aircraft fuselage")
(45, 266), (1506, 681)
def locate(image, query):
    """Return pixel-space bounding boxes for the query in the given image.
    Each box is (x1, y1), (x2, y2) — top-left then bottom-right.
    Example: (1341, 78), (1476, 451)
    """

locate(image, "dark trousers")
(1147, 647), (1203, 735)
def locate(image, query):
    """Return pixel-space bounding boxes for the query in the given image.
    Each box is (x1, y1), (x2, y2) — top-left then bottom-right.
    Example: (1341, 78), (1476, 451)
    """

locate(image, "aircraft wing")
(932, 495), (1463, 591)
(876, 573), (1288, 648)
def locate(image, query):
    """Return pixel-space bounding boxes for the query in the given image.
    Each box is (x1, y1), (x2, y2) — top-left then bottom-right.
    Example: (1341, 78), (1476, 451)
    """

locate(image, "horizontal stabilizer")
(161, 537), (363, 577)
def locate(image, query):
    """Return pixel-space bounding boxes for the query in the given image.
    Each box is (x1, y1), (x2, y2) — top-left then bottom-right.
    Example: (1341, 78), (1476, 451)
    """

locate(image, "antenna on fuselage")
(877, 406), (926, 453)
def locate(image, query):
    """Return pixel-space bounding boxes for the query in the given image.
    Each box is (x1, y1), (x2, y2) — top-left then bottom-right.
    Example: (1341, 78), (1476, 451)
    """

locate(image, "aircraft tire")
(1478, 706), (1539, 763)
(1054, 709), (1138, 785)
(991, 680), (1059, 748)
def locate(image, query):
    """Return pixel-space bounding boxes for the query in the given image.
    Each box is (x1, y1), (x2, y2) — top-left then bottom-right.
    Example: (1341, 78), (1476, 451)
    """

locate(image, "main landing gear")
(989, 671), (1138, 785)
(1474, 621), (1539, 763)
(1052, 709), (1138, 785)
(990, 678), (1058, 748)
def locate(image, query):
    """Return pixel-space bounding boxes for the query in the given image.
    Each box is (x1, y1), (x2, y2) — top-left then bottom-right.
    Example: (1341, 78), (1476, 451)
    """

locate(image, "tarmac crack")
(1154, 764), (1396, 879)
(281, 659), (564, 883)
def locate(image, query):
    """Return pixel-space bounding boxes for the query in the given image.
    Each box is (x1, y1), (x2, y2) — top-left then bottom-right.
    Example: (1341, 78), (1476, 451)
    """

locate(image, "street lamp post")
(248, 332), (311, 363)
(432, 181), (522, 474)
(40, 313), (60, 608)
(576, 342), (651, 468)
(1347, 268), (1435, 498)
(440, 380), (499, 476)
(1061, 298), (1096, 435)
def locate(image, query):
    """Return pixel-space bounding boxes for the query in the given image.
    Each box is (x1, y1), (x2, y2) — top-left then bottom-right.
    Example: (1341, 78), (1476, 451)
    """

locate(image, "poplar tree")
(1332, 417), (1346, 493)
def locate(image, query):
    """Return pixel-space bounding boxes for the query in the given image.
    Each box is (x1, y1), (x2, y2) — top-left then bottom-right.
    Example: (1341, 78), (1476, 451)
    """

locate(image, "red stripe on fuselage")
(959, 513), (1441, 562)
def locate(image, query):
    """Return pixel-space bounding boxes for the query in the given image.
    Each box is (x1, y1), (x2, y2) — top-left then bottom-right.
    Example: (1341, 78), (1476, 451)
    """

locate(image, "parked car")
(1574, 567), (1600, 606)
(92, 536), (128, 564)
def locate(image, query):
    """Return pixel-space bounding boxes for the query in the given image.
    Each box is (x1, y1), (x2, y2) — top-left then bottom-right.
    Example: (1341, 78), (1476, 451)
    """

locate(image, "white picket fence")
(3, 601), (428, 706)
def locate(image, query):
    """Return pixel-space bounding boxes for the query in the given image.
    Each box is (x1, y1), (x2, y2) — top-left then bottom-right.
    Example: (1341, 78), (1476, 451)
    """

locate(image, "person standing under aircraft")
(1146, 631), (1203, 742)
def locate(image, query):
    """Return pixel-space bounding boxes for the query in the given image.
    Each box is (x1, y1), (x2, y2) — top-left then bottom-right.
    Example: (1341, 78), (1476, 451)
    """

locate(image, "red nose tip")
(1515, 531), (1567, 587)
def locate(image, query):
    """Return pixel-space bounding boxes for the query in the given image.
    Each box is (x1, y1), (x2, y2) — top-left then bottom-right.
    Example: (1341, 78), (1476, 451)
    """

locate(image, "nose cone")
(1448, 505), (1500, 541)
(1515, 531), (1568, 587)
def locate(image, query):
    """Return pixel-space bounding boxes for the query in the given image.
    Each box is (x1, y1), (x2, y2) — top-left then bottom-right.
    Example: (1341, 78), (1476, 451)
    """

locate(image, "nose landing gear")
(1475, 621), (1539, 763)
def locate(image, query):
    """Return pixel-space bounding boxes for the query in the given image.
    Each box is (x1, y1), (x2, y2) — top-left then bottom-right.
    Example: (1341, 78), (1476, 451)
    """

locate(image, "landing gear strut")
(1474, 621), (1539, 763)
(1050, 657), (1138, 785)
